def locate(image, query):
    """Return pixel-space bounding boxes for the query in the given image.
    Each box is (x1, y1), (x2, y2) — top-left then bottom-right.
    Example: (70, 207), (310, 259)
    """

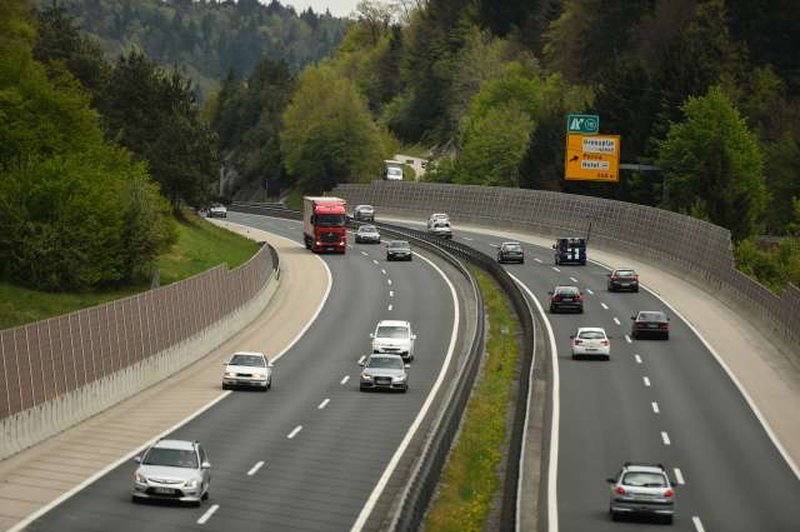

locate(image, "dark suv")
(631, 310), (669, 339)
(548, 285), (584, 313)
(607, 268), (639, 292)
(386, 240), (412, 261)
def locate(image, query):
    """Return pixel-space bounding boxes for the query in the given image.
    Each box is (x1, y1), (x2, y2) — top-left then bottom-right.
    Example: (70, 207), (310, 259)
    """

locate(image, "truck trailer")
(303, 196), (348, 253)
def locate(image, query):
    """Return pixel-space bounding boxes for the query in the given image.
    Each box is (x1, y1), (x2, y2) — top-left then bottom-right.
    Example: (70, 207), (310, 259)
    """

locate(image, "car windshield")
(622, 472), (667, 488)
(367, 357), (404, 369)
(556, 287), (580, 296)
(638, 312), (665, 321)
(433, 222), (450, 228)
(315, 214), (345, 227)
(143, 448), (198, 469)
(558, 239), (585, 249)
(376, 326), (409, 339)
(388, 241), (409, 249)
(387, 168), (402, 177)
(615, 270), (635, 277)
(578, 330), (606, 340)
(358, 226), (377, 234)
(229, 354), (265, 367)
(357, 205), (373, 211)
(503, 244), (522, 251)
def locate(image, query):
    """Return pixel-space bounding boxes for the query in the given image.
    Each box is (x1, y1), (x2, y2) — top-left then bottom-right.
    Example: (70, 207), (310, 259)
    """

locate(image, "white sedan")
(222, 351), (273, 390)
(571, 327), (610, 360)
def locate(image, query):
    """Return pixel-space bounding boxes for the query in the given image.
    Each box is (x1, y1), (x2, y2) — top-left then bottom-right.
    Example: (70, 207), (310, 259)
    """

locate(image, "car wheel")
(549, 306), (556, 313)
(202, 489), (209, 501)
(520, 259), (524, 264)
(131, 495), (140, 504)
(268, 377), (272, 390)
(610, 510), (619, 522)
(633, 287), (639, 293)
(571, 353), (578, 360)
(632, 331), (638, 339)
(222, 383), (229, 390)
(663, 332), (670, 340)
(663, 515), (673, 525)
(580, 260), (586, 265)
(604, 355), (610, 361)
(402, 386), (408, 393)
(578, 308), (584, 314)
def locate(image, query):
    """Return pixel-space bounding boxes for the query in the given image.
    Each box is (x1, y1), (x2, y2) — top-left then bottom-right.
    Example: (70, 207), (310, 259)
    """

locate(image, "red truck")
(303, 196), (348, 253)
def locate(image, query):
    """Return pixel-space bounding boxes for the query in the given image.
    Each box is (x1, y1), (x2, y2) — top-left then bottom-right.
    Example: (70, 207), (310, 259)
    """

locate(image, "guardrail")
(230, 201), (535, 531)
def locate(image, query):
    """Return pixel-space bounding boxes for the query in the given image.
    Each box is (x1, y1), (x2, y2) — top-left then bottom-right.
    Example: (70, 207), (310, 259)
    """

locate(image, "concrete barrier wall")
(334, 182), (800, 359)
(0, 245), (279, 459)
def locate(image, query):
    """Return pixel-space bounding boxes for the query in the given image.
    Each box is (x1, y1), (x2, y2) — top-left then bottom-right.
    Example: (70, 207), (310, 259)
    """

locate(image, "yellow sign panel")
(564, 134), (620, 182)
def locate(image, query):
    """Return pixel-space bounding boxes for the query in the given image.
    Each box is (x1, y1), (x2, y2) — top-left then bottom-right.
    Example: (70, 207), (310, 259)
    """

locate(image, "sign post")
(564, 134), (620, 182)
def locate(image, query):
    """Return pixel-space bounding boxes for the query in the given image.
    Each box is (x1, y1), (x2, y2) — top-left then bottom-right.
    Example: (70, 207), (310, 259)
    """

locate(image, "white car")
(371, 320), (416, 362)
(570, 327), (610, 360)
(222, 351), (273, 390)
(427, 213), (449, 229)
(208, 203), (228, 218)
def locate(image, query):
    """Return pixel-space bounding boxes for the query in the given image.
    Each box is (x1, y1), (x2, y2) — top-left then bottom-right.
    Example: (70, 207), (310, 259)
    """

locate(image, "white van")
(384, 160), (404, 181)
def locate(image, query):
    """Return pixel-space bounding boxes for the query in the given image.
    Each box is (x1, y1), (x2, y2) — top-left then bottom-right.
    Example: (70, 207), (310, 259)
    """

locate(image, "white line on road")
(533, 257), (542, 263)
(197, 504), (219, 524)
(692, 516), (705, 532)
(552, 266), (561, 272)
(586, 288), (594, 295)
(634, 354), (642, 364)
(643, 376), (651, 387)
(569, 277), (578, 283)
(287, 425), (303, 439)
(389, 290), (394, 297)
(661, 431), (671, 445)
(357, 355), (366, 366)
(387, 279), (392, 286)
(318, 398), (330, 410)
(247, 461), (265, 476)
(613, 317), (621, 325)
(381, 269), (387, 275)
(372, 259), (379, 265)
(388, 304), (393, 311)
(600, 302), (609, 310)
(652, 402), (660, 414)
(361, 251), (368, 256)
(347, 244), (353, 249)
(340, 375), (350, 385)
(461, 236), (474, 241)
(625, 334), (632, 343)
(674, 468), (685, 485)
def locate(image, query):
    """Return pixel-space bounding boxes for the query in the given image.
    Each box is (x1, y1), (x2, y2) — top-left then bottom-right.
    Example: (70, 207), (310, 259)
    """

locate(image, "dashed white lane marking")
(569, 276), (578, 283)
(661, 431), (671, 445)
(601, 302), (609, 310)
(552, 267), (561, 272)
(372, 259), (379, 265)
(340, 375), (350, 385)
(347, 244), (353, 249)
(652, 402), (660, 414)
(625, 334), (632, 343)
(692, 516), (705, 532)
(388, 304), (393, 311)
(357, 355), (366, 365)
(634, 354), (642, 364)
(247, 461), (265, 476)
(674, 468), (685, 485)
(381, 269), (387, 275)
(643, 376), (651, 387)
(461, 236), (474, 241)
(533, 257), (542, 263)
(490, 243), (500, 248)
(318, 398), (330, 410)
(586, 288), (594, 295)
(197, 504), (219, 524)
(287, 425), (303, 439)
(613, 317), (621, 325)
(389, 290), (394, 297)
(387, 279), (392, 286)
(361, 251), (368, 256)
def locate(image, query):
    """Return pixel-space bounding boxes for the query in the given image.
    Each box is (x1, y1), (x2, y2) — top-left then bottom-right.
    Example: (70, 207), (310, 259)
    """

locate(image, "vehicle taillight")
(552, 295), (561, 302)
(577, 294), (585, 301)
(611, 275), (618, 280)
(574, 339), (582, 345)
(636, 322), (645, 328)
(600, 340), (609, 346)
(614, 486), (625, 495)
(660, 323), (669, 330)
(634, 275), (639, 281)
(663, 488), (674, 498)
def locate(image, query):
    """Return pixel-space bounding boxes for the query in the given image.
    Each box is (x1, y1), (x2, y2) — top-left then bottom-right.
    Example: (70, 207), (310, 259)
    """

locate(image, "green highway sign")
(567, 114), (600, 134)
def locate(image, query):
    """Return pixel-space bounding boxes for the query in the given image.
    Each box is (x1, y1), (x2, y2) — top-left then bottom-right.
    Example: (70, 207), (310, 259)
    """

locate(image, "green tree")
(657, 86), (767, 240)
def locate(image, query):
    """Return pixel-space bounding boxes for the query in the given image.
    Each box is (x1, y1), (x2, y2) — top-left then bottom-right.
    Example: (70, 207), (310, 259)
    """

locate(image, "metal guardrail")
(229, 201), (535, 531)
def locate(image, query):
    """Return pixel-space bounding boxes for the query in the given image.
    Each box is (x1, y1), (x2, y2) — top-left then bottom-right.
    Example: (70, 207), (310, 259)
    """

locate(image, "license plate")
(647, 324), (658, 329)
(562, 297), (573, 302)
(153, 487), (176, 495)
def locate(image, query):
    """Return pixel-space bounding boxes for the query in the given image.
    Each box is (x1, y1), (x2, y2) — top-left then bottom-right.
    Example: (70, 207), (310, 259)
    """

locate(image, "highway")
(25, 213), (464, 532)
(388, 218), (800, 532)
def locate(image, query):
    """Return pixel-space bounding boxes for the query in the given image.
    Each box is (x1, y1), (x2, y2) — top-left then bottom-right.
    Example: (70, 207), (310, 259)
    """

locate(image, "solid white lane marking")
(643, 376), (651, 387)
(389, 290), (394, 297)
(613, 317), (621, 325)
(661, 431), (671, 445)
(361, 251), (368, 256)
(674, 468), (685, 485)
(461, 236), (474, 241)
(586, 288), (594, 295)
(634, 354), (642, 364)
(569, 277), (578, 283)
(652, 402), (660, 414)
(533, 257), (542, 263)
(387, 279), (392, 286)
(197, 504), (219, 524)
(489, 243), (500, 248)
(388, 304), (393, 311)
(247, 461), (265, 476)
(508, 273), (560, 532)
(601, 302), (609, 310)
(287, 425), (303, 439)
(625, 334), (632, 343)
(692, 516), (705, 532)
(381, 269), (387, 275)
(318, 398), (330, 410)
(340, 375), (350, 385)
(552, 266), (561, 272)
(357, 355), (366, 366)
(351, 252), (461, 532)
(372, 259), (379, 265)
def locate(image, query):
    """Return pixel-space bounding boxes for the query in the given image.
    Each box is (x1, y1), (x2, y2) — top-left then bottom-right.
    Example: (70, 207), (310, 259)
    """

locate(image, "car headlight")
(184, 479), (199, 489)
(254, 374), (267, 380)
(225, 371), (236, 378)
(361, 373), (372, 380)
(393, 375), (407, 382)
(134, 472), (148, 484)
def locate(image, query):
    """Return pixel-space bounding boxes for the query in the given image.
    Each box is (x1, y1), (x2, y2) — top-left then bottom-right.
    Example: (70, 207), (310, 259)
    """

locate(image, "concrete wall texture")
(334, 182), (800, 362)
(0, 245), (279, 459)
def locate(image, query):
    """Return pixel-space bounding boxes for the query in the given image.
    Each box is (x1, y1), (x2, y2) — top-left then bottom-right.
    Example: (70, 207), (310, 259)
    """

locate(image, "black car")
(497, 241), (524, 264)
(607, 268), (639, 292)
(548, 285), (584, 313)
(353, 204), (375, 222)
(386, 240), (412, 261)
(631, 310), (669, 339)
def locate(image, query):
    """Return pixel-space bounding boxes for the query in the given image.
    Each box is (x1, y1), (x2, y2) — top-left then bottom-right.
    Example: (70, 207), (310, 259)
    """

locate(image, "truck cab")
(303, 196), (347, 253)
(553, 237), (586, 265)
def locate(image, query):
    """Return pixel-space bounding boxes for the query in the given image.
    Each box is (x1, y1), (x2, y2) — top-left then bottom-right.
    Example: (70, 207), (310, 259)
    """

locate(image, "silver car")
(359, 353), (409, 392)
(132, 439), (211, 506)
(428, 220), (453, 239)
(353, 204), (375, 222)
(607, 462), (675, 524)
(222, 351), (273, 391)
(355, 225), (381, 244)
(208, 203), (227, 218)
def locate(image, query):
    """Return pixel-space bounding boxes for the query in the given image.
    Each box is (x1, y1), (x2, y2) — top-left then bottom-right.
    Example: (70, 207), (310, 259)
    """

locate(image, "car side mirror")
(358, 360), (365, 367)
(606, 273), (611, 277)
(369, 333), (374, 338)
(268, 362), (274, 368)
(411, 334), (417, 340)
(607, 335), (614, 339)
(404, 364), (410, 369)
(134, 456), (142, 463)
(548, 291), (553, 295)
(630, 316), (635, 320)
(569, 335), (575, 339)
(606, 477), (616, 484)
(551, 244), (556, 249)
(201, 461), (211, 469)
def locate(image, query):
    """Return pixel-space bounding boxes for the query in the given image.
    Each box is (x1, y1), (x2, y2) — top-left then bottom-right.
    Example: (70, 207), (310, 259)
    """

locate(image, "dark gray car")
(548, 285), (584, 313)
(607, 268), (639, 292)
(386, 240), (412, 261)
(359, 353), (409, 392)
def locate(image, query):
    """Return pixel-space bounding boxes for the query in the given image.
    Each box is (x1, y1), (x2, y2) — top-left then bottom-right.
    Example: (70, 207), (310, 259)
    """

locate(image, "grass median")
(0, 213), (259, 329)
(424, 267), (520, 532)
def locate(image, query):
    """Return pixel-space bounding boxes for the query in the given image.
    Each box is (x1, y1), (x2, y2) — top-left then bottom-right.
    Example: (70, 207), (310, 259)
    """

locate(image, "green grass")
(424, 267), (520, 532)
(0, 213), (259, 330)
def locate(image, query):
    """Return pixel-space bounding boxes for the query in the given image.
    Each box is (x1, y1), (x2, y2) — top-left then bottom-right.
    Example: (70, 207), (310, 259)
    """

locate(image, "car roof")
(637, 310), (666, 318)
(358, 225), (377, 230)
(623, 463), (667, 474)
(388, 240), (409, 245)
(368, 353), (404, 360)
(554, 284), (579, 290)
(577, 327), (606, 334)
(431, 213), (448, 217)
(230, 351), (266, 358)
(613, 267), (635, 272)
(502, 241), (521, 246)
(356, 204), (373, 208)
(377, 319), (410, 327)
(153, 439), (196, 451)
